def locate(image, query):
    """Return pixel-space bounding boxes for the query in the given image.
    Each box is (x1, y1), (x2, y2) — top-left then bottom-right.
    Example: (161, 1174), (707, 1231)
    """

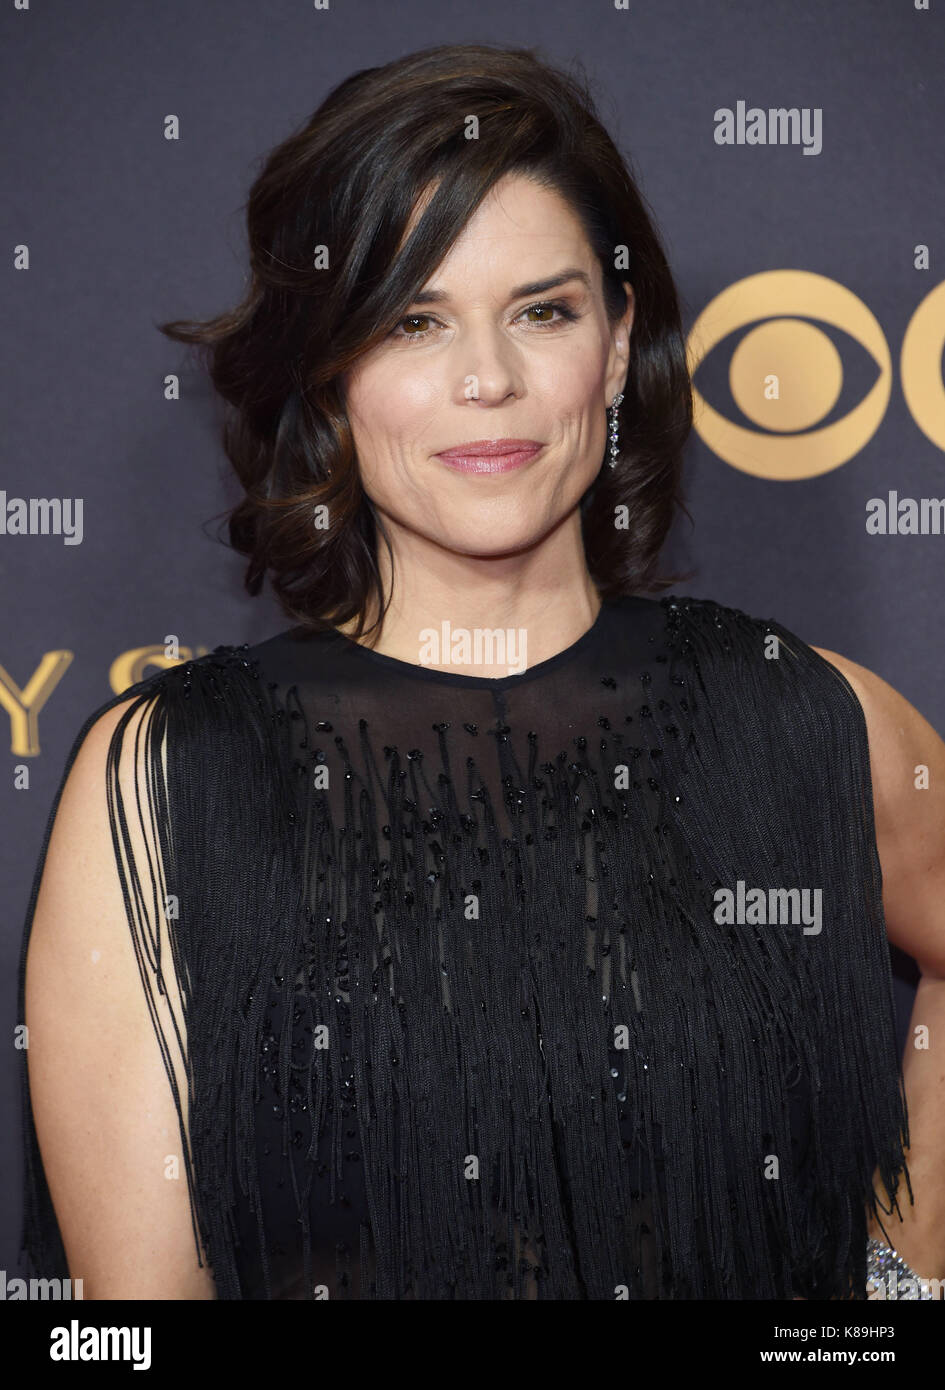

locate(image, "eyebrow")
(408, 267), (593, 306)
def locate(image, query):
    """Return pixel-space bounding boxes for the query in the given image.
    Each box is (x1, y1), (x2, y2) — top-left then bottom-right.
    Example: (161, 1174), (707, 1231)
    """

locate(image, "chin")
(437, 521), (559, 559)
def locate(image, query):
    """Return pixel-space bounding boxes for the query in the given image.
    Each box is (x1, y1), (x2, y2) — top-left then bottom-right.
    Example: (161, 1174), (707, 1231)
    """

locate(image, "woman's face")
(342, 173), (634, 563)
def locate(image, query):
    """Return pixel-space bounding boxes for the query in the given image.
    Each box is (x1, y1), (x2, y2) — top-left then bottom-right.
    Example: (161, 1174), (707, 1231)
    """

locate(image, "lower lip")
(434, 445), (543, 474)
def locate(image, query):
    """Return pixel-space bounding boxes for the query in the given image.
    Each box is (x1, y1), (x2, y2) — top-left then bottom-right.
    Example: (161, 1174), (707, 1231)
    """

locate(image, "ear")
(605, 280), (634, 405)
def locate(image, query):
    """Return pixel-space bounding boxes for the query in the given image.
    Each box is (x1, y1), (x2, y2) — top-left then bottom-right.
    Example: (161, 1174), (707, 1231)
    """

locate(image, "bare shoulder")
(809, 644), (944, 776)
(811, 646), (945, 975)
(25, 693), (217, 1298)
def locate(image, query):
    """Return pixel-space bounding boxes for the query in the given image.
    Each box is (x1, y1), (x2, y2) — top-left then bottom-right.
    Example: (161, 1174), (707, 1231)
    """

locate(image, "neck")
(337, 513), (602, 679)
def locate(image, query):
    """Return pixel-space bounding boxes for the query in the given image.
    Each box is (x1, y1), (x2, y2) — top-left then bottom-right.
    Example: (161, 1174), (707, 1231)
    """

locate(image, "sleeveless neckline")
(319, 595), (617, 689)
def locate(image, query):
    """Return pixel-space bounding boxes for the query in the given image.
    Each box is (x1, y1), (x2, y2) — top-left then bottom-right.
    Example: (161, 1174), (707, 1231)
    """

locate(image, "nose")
(452, 320), (524, 405)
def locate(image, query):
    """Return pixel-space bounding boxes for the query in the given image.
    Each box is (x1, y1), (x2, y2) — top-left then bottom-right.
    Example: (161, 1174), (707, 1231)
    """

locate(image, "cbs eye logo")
(687, 269), (945, 479)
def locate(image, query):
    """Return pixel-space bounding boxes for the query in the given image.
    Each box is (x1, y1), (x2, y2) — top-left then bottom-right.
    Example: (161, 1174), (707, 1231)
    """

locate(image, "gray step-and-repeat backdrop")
(2, 1), (943, 1281)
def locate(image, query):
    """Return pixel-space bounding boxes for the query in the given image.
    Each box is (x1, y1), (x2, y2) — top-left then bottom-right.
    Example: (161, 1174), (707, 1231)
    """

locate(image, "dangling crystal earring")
(607, 392), (624, 469)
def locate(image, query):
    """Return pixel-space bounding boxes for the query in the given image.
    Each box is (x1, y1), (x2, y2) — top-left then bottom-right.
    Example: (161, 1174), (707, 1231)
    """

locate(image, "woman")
(17, 43), (945, 1300)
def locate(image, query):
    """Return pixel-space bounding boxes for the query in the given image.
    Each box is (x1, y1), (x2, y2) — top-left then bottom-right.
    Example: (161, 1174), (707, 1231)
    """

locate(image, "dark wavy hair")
(160, 42), (694, 641)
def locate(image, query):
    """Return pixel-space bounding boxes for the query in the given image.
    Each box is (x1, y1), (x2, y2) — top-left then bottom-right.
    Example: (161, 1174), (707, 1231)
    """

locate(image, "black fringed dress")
(17, 593), (910, 1298)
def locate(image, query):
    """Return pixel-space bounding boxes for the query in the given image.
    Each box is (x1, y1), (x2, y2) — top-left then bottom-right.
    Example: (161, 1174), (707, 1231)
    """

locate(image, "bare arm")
(813, 645), (945, 1281)
(24, 697), (216, 1299)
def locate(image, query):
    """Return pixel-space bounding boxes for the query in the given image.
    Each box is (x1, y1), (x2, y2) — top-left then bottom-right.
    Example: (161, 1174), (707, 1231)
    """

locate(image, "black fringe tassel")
(16, 596), (911, 1299)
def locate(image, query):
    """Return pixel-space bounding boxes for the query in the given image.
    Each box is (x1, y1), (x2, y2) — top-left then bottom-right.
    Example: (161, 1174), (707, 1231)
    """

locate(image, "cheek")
(349, 361), (444, 448)
(537, 349), (608, 422)
(346, 368), (449, 498)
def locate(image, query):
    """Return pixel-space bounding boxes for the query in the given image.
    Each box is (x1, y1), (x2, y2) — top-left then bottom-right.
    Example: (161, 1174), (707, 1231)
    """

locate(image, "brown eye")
(391, 314), (437, 342)
(520, 301), (578, 327)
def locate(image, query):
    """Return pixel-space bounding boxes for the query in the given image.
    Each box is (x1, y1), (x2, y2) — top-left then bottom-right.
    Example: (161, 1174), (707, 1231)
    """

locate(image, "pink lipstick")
(434, 438), (544, 474)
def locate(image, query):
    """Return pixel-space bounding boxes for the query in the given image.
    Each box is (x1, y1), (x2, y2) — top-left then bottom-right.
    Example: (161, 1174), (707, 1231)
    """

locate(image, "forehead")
(405, 174), (595, 281)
